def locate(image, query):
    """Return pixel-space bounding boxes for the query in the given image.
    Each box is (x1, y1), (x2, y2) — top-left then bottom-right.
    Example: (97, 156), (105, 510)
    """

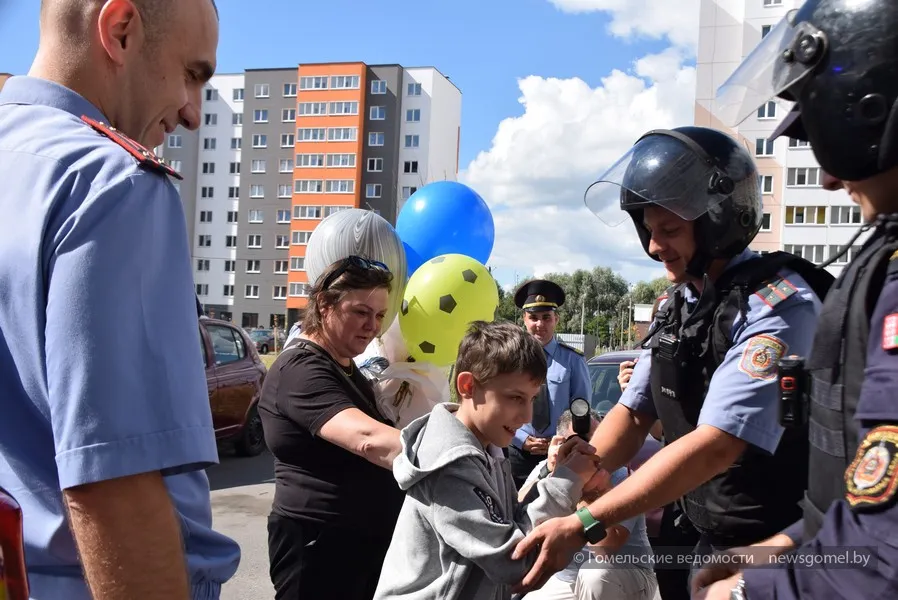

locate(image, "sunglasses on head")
(320, 255), (390, 290)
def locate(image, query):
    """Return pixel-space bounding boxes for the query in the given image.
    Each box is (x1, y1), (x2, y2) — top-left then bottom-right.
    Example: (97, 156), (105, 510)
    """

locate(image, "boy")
(374, 320), (600, 600)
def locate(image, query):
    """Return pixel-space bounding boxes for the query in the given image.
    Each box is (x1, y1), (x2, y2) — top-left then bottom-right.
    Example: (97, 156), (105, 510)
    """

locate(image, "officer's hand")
(524, 436), (549, 455)
(618, 360), (636, 392)
(690, 551), (746, 594)
(545, 435), (566, 471)
(555, 437), (600, 484)
(692, 572), (742, 600)
(511, 513), (584, 594)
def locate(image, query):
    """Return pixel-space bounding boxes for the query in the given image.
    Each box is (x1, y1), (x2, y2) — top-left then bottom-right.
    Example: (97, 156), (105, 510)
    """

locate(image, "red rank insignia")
(883, 314), (898, 351)
(81, 115), (183, 180)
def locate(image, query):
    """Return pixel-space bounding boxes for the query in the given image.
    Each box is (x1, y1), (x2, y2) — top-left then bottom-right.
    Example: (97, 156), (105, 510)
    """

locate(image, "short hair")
(556, 408), (603, 436)
(301, 258), (393, 336)
(455, 320), (547, 387)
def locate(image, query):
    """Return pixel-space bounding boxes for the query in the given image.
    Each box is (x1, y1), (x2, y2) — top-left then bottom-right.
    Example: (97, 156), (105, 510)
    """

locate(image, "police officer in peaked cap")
(507, 279), (591, 490)
(508, 125), (834, 595)
(692, 1), (898, 598)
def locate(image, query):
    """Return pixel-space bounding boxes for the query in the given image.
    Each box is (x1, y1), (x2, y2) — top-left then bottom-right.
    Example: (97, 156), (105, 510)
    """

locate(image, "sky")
(0, 0), (703, 290)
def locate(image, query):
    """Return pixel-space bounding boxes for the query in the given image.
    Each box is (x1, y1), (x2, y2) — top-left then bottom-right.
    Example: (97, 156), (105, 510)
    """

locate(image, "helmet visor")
(712, 9), (826, 127)
(584, 133), (731, 227)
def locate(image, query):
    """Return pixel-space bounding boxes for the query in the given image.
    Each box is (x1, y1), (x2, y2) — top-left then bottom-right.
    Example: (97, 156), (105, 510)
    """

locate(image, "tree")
(629, 277), (671, 305)
(495, 281), (519, 323)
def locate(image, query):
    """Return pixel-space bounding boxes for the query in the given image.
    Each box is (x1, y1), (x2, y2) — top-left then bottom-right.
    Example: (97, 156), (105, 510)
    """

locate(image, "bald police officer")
(0, 1), (239, 599)
(508, 280), (592, 489)
(693, 1), (898, 598)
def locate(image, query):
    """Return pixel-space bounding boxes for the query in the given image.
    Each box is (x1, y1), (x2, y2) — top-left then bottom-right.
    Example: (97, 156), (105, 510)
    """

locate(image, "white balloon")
(305, 209), (407, 335)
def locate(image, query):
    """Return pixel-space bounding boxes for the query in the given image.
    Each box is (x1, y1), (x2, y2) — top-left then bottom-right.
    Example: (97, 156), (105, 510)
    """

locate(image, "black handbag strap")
(284, 338), (392, 425)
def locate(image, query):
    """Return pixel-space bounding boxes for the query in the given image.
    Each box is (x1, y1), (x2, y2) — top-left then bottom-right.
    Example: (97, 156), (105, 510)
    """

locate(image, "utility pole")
(627, 297), (633, 348)
(580, 294), (585, 336)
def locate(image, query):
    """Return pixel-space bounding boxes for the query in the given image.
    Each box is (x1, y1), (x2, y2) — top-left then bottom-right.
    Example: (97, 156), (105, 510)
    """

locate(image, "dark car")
(587, 349), (663, 539)
(199, 317), (267, 457)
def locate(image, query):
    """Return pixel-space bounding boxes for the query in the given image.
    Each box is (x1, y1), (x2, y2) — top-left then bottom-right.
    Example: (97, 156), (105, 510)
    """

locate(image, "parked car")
(199, 317), (267, 456)
(248, 328), (286, 355)
(587, 349), (663, 539)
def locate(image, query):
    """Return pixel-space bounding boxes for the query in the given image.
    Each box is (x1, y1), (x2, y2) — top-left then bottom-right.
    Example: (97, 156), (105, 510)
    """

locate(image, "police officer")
(508, 279), (592, 489)
(0, 1), (239, 599)
(692, 1), (898, 598)
(509, 126), (832, 595)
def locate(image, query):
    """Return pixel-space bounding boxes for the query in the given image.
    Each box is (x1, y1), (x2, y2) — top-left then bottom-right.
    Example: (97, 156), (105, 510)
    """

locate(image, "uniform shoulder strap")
(81, 115), (183, 180)
(557, 341), (584, 355)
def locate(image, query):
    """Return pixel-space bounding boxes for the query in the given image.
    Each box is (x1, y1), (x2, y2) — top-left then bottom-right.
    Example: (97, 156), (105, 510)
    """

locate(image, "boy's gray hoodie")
(373, 402), (585, 600)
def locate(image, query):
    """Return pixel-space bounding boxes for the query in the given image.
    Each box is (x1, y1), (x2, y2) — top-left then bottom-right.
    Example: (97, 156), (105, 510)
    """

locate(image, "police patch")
(738, 334), (787, 380)
(882, 314), (898, 351)
(473, 487), (507, 524)
(845, 425), (898, 512)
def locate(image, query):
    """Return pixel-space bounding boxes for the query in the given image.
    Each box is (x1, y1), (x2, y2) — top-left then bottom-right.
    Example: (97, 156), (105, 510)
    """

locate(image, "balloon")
(399, 254), (500, 366)
(304, 208), (407, 335)
(395, 181), (495, 275)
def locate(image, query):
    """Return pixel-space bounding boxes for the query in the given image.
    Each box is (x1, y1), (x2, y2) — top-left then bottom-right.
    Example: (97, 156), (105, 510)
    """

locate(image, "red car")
(198, 317), (267, 457)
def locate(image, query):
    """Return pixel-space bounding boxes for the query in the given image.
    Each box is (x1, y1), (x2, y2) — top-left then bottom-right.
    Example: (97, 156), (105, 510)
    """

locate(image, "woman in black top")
(259, 256), (406, 600)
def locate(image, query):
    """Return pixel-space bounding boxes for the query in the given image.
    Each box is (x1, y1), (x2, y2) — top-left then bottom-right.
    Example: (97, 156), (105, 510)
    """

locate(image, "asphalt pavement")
(208, 448), (276, 600)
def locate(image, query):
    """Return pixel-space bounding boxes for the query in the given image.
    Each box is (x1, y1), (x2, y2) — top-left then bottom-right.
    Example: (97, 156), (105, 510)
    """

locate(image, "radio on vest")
(778, 355), (808, 429)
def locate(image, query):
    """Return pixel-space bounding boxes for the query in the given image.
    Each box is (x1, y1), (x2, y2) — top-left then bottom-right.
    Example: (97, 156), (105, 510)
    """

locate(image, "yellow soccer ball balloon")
(399, 254), (500, 366)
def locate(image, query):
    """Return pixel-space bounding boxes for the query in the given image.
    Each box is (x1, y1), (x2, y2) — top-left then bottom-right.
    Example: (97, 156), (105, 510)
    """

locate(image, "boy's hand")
(555, 437), (599, 484)
(617, 359), (637, 392)
(545, 435), (566, 472)
(523, 436), (549, 455)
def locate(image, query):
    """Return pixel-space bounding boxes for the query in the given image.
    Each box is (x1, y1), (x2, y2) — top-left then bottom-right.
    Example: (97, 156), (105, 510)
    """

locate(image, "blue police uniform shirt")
(0, 76), (240, 599)
(513, 337), (592, 447)
(741, 252), (898, 599)
(618, 248), (822, 455)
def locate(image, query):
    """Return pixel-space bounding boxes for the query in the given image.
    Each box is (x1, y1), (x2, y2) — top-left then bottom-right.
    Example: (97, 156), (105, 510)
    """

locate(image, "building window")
(369, 132), (384, 146)
(198, 234), (211, 247)
(830, 205), (862, 225)
(252, 134), (267, 148)
(229, 162), (240, 174)
(760, 213), (772, 231)
(168, 134), (182, 148)
(274, 260), (289, 274)
(278, 184), (292, 198)
(325, 206), (350, 217)
(233, 88), (244, 101)
(327, 127), (357, 141)
(370, 106), (386, 120)
(203, 138), (216, 150)
(299, 102), (327, 116)
(246, 260), (261, 273)
(299, 76), (328, 90)
(251, 159), (266, 173)
(277, 209), (290, 223)
(763, 0), (783, 6)
(371, 80), (387, 94)
(224, 260), (235, 272)
(273, 286), (288, 300)
(204, 113), (217, 126)
(294, 205), (322, 219)
(254, 84), (269, 98)
(245, 285), (260, 299)
(760, 175), (774, 194)
(202, 162), (215, 174)
(298, 128), (326, 141)
(199, 210), (212, 223)
(296, 153), (325, 167)
(406, 109), (421, 122)
(289, 282), (311, 297)
(282, 108), (296, 122)
(275, 236), (289, 249)
(248, 209), (263, 223)
(326, 153), (356, 167)
(292, 231), (312, 245)
(247, 235), (262, 249)
(294, 180), (323, 194)
(757, 101), (776, 119)
(227, 211), (238, 223)
(761, 24), (773, 38)
(788, 138), (811, 149)
(326, 180), (354, 193)
(290, 257), (305, 271)
(201, 186), (214, 198)
(784, 244), (825, 263)
(755, 138), (774, 157)
(330, 75), (360, 89)
(407, 82), (422, 96)
(787, 167), (821, 187)
(231, 137), (241, 149)
(279, 159), (294, 173)
(205, 89), (218, 101)
(281, 134), (295, 147)
(402, 186), (418, 199)
(253, 109), (269, 123)
(196, 284), (209, 296)
(283, 83), (297, 97)
(367, 157), (383, 172)
(228, 186), (240, 198)
(250, 184), (264, 198)
(223, 285), (234, 297)
(403, 160), (418, 174)
(197, 259), (210, 271)
(329, 101), (358, 115)
(785, 206), (827, 225)
(225, 235), (237, 247)
(366, 183), (382, 198)
(404, 134), (420, 148)
(232, 113), (243, 126)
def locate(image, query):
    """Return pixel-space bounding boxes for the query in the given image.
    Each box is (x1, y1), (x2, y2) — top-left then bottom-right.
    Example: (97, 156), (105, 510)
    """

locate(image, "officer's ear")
(97, 0), (145, 64)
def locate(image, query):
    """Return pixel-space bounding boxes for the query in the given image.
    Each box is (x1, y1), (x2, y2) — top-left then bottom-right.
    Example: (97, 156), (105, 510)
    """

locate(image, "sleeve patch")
(472, 487), (507, 524)
(845, 425), (898, 513)
(737, 334), (787, 380)
(883, 314), (898, 351)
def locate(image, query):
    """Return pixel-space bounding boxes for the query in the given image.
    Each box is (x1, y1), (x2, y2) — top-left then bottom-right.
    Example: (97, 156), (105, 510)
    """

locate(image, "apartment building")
(158, 63), (462, 329)
(694, 0), (869, 276)
(0, 73), (11, 90)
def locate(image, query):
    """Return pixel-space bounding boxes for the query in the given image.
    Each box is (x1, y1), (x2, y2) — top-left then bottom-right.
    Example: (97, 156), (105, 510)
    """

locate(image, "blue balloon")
(395, 181), (495, 275)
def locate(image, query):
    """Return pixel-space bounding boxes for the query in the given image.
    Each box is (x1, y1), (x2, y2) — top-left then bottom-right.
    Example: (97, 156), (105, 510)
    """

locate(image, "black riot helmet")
(713, 0), (898, 182)
(585, 126), (763, 278)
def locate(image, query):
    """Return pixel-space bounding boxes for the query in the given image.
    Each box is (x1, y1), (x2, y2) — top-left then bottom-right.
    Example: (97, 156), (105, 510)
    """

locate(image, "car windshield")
(588, 362), (625, 414)
(249, 330), (269, 340)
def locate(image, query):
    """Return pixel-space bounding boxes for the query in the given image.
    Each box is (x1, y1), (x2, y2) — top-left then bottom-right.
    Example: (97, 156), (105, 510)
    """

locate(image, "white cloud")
(548, 0), (701, 50)
(460, 47), (697, 286)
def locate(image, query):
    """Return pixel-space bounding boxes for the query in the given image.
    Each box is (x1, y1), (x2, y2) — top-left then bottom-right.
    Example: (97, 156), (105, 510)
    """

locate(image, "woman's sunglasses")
(320, 255), (390, 290)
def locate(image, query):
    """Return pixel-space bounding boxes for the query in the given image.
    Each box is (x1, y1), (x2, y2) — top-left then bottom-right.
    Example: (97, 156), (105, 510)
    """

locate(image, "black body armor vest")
(802, 217), (898, 539)
(645, 252), (834, 547)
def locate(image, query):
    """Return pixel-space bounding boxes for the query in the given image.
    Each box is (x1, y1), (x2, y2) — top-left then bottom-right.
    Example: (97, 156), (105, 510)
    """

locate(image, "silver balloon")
(305, 208), (407, 335)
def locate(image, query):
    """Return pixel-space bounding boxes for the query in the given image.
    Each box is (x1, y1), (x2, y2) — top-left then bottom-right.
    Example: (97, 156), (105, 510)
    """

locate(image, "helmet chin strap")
(685, 251), (713, 280)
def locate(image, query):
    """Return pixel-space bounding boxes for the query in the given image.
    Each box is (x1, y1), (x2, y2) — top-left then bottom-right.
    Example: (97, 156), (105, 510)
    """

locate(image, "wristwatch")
(730, 575), (747, 600)
(537, 463), (551, 480)
(575, 507), (606, 544)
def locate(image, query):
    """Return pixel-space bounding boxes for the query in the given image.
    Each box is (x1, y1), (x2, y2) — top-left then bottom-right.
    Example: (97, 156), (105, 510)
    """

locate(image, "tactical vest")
(645, 252), (834, 547)
(802, 216), (898, 539)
